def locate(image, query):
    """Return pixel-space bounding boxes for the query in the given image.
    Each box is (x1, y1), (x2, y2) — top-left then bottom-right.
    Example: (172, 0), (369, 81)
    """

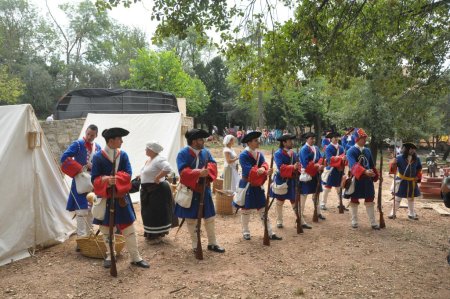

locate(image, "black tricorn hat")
(242, 131), (262, 143)
(277, 134), (296, 142)
(102, 127), (129, 141)
(326, 132), (341, 139)
(185, 128), (209, 141)
(402, 142), (417, 150)
(301, 132), (315, 139)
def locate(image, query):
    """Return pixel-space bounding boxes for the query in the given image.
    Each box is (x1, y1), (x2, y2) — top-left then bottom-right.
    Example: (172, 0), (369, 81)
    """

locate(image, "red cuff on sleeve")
(248, 166), (267, 187)
(329, 156), (343, 168)
(94, 176), (109, 198)
(305, 161), (318, 177)
(280, 164), (295, 179)
(261, 161), (268, 171)
(93, 172), (131, 198)
(416, 170), (422, 182)
(207, 162), (218, 182)
(180, 167), (201, 190)
(351, 163), (366, 180)
(114, 171), (132, 197)
(389, 160), (397, 175)
(61, 158), (82, 178)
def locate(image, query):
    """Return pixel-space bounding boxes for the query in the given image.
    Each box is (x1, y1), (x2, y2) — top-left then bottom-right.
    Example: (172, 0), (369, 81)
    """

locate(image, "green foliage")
(194, 56), (234, 132)
(0, 65), (24, 104)
(95, 0), (232, 41)
(122, 49), (210, 117)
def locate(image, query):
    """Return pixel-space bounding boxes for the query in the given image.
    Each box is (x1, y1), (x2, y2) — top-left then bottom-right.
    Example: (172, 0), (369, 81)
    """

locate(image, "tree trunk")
(313, 115), (322, 146)
(369, 136), (379, 165)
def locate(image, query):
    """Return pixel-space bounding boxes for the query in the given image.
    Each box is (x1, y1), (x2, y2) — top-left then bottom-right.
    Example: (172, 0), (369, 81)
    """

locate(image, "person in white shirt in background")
(46, 114), (54, 122)
(140, 141), (174, 244)
(222, 135), (240, 193)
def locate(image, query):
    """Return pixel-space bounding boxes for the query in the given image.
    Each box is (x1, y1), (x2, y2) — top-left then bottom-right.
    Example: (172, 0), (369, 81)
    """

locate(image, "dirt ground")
(1, 147), (449, 299)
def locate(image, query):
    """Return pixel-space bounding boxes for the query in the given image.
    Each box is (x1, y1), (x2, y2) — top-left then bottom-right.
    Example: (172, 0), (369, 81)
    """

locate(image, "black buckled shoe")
(302, 224), (312, 229)
(388, 215), (395, 219)
(207, 245), (225, 253)
(277, 223), (283, 228)
(243, 234), (251, 240)
(372, 225), (380, 230)
(408, 215), (419, 220)
(131, 260), (150, 268)
(103, 259), (111, 269)
(318, 214), (326, 220)
(337, 205), (349, 211)
(270, 234), (282, 240)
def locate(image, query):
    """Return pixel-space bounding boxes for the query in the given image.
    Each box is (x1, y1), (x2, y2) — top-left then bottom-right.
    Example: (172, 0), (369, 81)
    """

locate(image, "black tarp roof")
(54, 88), (179, 120)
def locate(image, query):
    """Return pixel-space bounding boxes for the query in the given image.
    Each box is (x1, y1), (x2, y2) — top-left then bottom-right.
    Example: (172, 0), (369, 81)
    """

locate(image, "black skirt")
(140, 181), (174, 238)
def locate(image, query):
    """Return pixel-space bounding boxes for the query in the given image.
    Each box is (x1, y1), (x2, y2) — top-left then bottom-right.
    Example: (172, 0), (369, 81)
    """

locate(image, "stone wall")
(40, 119), (86, 163)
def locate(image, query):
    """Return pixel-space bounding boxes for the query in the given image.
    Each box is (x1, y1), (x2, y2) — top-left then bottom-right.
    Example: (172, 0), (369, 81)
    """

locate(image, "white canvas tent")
(78, 113), (183, 203)
(0, 105), (75, 266)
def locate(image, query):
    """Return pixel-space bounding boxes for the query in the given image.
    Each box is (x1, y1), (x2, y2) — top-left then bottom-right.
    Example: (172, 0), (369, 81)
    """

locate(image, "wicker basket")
(215, 189), (234, 215)
(213, 178), (223, 194)
(76, 234), (125, 259)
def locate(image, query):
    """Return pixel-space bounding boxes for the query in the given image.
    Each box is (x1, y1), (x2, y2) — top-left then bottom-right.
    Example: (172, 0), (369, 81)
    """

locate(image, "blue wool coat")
(269, 148), (298, 201)
(233, 150), (267, 210)
(346, 146), (376, 199)
(299, 144), (323, 195)
(91, 150), (136, 225)
(322, 144), (345, 187)
(61, 139), (101, 211)
(174, 147), (216, 219)
(395, 155), (422, 198)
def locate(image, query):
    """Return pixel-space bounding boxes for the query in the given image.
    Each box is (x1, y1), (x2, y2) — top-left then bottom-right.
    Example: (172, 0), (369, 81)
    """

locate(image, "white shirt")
(223, 146), (238, 168)
(46, 115), (54, 121)
(140, 155), (172, 183)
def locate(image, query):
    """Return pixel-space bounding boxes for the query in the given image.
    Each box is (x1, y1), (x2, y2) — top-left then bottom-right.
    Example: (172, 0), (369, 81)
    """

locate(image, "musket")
(337, 146), (345, 214)
(391, 146), (398, 219)
(312, 155), (325, 223)
(294, 147), (303, 234)
(195, 156), (209, 260)
(378, 148), (386, 229)
(338, 180), (345, 214)
(108, 150), (117, 277)
(263, 149), (275, 246)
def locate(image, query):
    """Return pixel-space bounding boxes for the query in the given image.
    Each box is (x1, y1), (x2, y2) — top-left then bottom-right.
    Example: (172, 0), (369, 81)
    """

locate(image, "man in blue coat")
(320, 132), (346, 210)
(174, 129), (225, 253)
(61, 125), (101, 245)
(389, 142), (422, 220)
(91, 127), (149, 269)
(346, 128), (380, 229)
(233, 131), (281, 241)
(299, 132), (326, 229)
(270, 134), (300, 228)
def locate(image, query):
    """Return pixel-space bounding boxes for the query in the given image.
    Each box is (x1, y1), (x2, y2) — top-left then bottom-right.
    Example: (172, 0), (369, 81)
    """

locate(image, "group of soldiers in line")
(61, 125), (423, 270)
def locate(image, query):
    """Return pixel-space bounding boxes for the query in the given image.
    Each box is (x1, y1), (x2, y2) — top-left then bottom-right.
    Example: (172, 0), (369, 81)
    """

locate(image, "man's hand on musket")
(87, 162), (92, 171)
(102, 175), (116, 186)
(267, 168), (274, 176)
(318, 164), (325, 172)
(199, 169), (209, 177)
(364, 169), (376, 177)
(257, 167), (266, 175)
